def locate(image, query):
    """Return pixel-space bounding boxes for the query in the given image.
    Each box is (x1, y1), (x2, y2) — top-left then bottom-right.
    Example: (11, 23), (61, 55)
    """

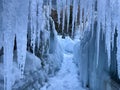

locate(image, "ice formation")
(1, 0), (120, 90)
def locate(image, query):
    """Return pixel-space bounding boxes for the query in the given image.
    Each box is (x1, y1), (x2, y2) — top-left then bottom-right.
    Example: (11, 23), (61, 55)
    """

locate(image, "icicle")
(86, 0), (92, 31)
(37, 0), (43, 48)
(62, 0), (65, 34)
(49, 0), (52, 15)
(16, 30), (27, 79)
(111, 24), (115, 50)
(91, 1), (95, 38)
(99, 0), (106, 33)
(16, 0), (29, 78)
(72, 0), (78, 37)
(105, 28), (111, 67)
(57, 0), (62, 25)
(79, 0), (83, 33)
(2, 0), (16, 89)
(96, 22), (100, 67)
(30, 0), (37, 54)
(66, 0), (71, 33)
(62, 0), (66, 34)
(96, 0), (101, 67)
(111, 0), (118, 49)
(105, 0), (111, 67)
(0, 1), (3, 50)
(4, 32), (15, 90)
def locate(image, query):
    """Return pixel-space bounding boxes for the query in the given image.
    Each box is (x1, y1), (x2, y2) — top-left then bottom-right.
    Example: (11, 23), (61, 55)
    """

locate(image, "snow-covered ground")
(41, 35), (86, 90)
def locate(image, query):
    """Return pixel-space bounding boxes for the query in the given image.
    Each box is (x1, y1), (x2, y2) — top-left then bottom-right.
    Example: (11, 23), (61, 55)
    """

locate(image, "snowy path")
(41, 52), (85, 90)
(41, 36), (85, 90)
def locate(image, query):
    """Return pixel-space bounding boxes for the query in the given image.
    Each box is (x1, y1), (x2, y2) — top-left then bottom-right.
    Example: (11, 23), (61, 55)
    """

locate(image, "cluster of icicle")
(3, 0), (29, 90)
(94, 0), (120, 79)
(1, 0), (52, 90)
(56, 0), (120, 78)
(57, 0), (71, 34)
(1, 0), (120, 90)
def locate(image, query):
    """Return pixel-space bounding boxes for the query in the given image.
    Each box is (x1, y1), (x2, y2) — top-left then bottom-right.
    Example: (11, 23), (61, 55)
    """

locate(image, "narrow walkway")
(41, 36), (85, 90)
(41, 53), (85, 90)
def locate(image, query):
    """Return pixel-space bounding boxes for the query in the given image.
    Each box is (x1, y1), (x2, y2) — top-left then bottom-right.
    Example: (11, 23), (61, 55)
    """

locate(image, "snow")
(25, 52), (42, 72)
(57, 29), (81, 53)
(58, 36), (75, 53)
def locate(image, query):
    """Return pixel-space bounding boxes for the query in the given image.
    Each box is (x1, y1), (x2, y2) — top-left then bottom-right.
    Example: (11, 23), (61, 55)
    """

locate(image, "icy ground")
(41, 35), (86, 90)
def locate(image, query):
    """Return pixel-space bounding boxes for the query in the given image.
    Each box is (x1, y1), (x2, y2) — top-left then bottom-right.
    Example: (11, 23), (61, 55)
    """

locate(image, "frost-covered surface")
(74, 31), (91, 88)
(0, 28), (63, 90)
(12, 29), (63, 90)
(73, 28), (111, 89)
(41, 36), (85, 90)
(1, 0), (120, 90)
(0, 0), (63, 90)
